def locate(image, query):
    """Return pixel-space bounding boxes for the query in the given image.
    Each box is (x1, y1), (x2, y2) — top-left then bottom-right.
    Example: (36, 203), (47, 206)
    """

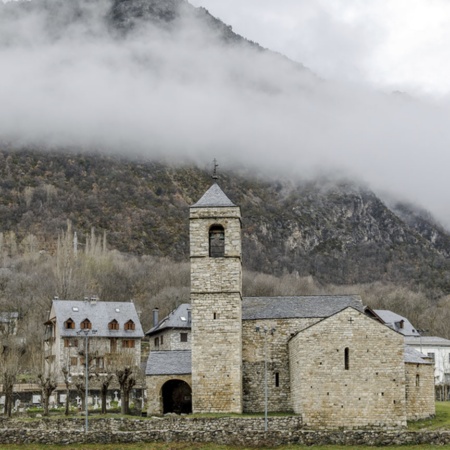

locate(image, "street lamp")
(255, 326), (276, 432)
(77, 329), (97, 433)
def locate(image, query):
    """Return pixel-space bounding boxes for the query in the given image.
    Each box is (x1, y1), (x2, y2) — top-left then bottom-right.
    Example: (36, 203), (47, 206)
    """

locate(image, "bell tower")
(190, 182), (243, 413)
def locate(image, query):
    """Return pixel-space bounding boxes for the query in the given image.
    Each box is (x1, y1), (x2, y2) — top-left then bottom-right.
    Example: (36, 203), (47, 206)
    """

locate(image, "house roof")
(404, 345), (433, 364)
(146, 303), (191, 336)
(50, 300), (144, 338)
(374, 310), (420, 336)
(405, 336), (450, 347)
(145, 350), (191, 376)
(242, 295), (364, 320)
(191, 183), (236, 208)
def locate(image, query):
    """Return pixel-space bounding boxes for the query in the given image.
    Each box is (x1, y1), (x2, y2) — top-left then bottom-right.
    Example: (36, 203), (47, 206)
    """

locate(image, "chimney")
(153, 308), (159, 327)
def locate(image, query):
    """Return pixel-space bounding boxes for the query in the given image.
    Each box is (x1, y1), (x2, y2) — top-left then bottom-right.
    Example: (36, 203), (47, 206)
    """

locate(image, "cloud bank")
(1, 0), (450, 227)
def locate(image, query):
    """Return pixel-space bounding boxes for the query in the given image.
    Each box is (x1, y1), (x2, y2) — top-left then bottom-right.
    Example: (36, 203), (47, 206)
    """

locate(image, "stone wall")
(190, 204), (243, 413)
(242, 317), (320, 412)
(146, 374), (192, 415)
(149, 329), (191, 352)
(2, 417), (450, 446)
(289, 308), (407, 429)
(405, 362), (436, 420)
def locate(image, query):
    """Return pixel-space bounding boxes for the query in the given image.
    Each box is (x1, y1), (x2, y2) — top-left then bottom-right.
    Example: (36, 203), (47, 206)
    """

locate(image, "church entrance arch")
(161, 379), (192, 414)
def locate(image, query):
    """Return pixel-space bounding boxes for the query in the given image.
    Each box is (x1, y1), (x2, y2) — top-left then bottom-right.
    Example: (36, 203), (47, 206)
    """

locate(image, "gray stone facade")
(190, 191), (243, 413)
(289, 307), (406, 428)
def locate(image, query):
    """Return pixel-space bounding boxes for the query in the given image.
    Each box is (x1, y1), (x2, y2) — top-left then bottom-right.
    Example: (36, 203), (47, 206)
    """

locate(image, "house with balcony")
(44, 298), (144, 387)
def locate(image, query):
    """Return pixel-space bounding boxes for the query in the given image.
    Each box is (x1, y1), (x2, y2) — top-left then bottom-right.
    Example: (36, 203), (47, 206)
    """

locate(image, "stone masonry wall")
(149, 329), (191, 352)
(405, 362), (436, 420)
(289, 308), (407, 429)
(190, 205), (242, 413)
(242, 317), (320, 412)
(146, 374), (192, 415)
(2, 417), (450, 446)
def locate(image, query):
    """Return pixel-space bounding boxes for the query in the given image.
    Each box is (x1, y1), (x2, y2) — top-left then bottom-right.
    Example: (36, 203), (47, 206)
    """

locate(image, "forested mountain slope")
(0, 149), (449, 297)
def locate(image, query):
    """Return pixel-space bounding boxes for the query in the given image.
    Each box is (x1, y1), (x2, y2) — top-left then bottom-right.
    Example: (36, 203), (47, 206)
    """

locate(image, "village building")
(44, 298), (144, 387)
(145, 182), (435, 428)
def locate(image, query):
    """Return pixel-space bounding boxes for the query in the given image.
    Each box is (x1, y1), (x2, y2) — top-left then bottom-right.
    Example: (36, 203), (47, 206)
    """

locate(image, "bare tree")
(37, 373), (57, 416)
(116, 366), (136, 415)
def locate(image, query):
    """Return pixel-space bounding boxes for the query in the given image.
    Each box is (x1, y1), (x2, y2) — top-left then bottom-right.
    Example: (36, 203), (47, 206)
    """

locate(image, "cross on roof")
(212, 159), (219, 180)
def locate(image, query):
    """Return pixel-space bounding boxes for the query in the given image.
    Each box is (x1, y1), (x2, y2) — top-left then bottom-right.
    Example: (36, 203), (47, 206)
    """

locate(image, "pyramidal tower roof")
(191, 183), (236, 208)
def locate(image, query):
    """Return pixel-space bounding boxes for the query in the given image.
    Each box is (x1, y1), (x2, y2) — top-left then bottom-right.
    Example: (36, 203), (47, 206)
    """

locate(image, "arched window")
(124, 320), (135, 331)
(108, 319), (119, 330)
(80, 318), (92, 330)
(344, 347), (350, 370)
(64, 318), (75, 329)
(209, 225), (225, 257)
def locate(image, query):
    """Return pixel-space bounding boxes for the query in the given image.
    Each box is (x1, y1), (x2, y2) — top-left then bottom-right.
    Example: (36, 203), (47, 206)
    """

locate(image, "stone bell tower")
(190, 183), (243, 413)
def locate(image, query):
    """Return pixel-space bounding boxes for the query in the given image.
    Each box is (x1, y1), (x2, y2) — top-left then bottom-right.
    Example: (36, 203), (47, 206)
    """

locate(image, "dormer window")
(80, 318), (92, 330)
(108, 319), (119, 330)
(64, 318), (75, 329)
(209, 225), (225, 257)
(124, 320), (135, 331)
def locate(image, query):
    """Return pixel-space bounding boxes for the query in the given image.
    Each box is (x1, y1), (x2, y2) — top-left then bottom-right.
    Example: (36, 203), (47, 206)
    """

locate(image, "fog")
(1, 0), (450, 227)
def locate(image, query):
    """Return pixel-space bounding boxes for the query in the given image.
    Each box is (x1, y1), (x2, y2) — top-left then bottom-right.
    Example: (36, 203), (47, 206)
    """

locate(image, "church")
(145, 182), (435, 428)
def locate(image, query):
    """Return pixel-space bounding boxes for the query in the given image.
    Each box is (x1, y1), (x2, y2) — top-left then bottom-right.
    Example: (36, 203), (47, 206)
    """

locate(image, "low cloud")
(1, 0), (450, 227)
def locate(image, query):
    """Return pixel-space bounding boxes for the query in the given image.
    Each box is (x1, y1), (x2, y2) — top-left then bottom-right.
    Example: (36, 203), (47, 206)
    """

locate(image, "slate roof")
(405, 336), (450, 347)
(51, 300), (144, 338)
(374, 310), (420, 336)
(242, 295), (364, 320)
(146, 303), (191, 336)
(404, 345), (433, 364)
(145, 350), (191, 375)
(191, 183), (236, 208)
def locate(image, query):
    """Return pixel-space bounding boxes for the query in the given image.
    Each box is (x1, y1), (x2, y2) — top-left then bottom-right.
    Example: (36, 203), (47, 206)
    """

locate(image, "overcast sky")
(189, 0), (450, 98)
(1, 0), (450, 228)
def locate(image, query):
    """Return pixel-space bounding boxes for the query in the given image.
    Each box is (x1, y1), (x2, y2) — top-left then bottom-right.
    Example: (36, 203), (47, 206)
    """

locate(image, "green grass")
(408, 401), (450, 430)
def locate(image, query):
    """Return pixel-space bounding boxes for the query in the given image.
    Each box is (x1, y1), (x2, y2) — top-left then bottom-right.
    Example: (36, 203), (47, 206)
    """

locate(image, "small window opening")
(416, 374), (420, 387)
(64, 318), (75, 329)
(155, 337), (159, 349)
(213, 312), (218, 320)
(209, 225), (225, 257)
(80, 318), (92, 330)
(122, 339), (135, 348)
(125, 320), (135, 331)
(180, 333), (188, 342)
(160, 335), (164, 345)
(344, 347), (350, 370)
(108, 319), (119, 330)
(275, 372), (280, 387)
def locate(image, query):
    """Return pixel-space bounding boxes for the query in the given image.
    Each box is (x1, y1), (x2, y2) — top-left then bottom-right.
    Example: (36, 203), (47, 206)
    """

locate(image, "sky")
(189, 0), (450, 98)
(1, 0), (450, 227)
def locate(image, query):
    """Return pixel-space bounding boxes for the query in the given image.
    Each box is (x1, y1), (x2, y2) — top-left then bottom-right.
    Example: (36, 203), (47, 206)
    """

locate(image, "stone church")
(145, 182), (435, 428)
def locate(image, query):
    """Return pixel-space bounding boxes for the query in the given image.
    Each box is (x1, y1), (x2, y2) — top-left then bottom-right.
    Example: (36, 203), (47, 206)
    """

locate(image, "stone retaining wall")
(1, 417), (450, 446)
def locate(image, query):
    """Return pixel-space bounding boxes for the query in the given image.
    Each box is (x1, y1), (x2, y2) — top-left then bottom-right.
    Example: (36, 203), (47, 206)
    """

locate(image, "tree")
(116, 366), (136, 415)
(0, 336), (24, 417)
(61, 367), (71, 416)
(38, 373), (57, 416)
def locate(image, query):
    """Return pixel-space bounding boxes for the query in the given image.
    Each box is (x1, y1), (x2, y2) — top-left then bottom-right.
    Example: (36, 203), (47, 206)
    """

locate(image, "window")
(427, 352), (435, 361)
(80, 318), (92, 330)
(344, 347), (350, 370)
(122, 339), (135, 348)
(209, 225), (225, 257)
(213, 312), (218, 320)
(275, 372), (280, 387)
(96, 357), (104, 369)
(108, 319), (119, 330)
(160, 335), (164, 345)
(180, 333), (188, 343)
(155, 337), (159, 349)
(70, 357), (78, 366)
(64, 318), (75, 329)
(110, 338), (117, 353)
(416, 374), (420, 386)
(64, 338), (78, 348)
(124, 320), (135, 331)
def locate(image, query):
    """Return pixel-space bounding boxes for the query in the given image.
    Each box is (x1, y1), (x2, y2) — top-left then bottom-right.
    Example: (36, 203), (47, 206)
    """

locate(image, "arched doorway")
(161, 379), (192, 414)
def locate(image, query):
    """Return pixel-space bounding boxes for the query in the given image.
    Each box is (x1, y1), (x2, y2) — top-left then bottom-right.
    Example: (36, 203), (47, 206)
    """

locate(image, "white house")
(44, 298), (144, 386)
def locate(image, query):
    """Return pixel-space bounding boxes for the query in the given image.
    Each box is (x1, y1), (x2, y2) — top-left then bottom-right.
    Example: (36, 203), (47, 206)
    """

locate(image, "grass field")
(3, 403), (450, 449)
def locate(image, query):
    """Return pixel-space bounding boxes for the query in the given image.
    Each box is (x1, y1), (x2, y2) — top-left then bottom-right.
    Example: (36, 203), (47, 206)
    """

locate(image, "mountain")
(0, 148), (449, 296)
